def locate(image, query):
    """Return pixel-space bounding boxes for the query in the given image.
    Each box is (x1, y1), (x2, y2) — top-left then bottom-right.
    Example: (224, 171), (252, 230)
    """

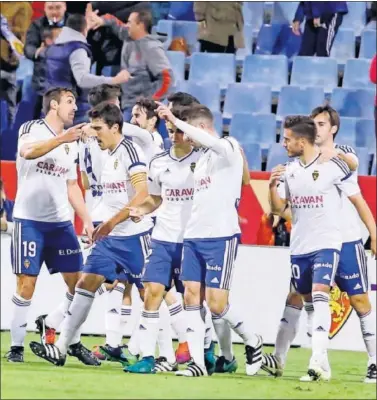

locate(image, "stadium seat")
(266, 143), (290, 171)
(290, 56), (338, 93)
(255, 23), (283, 55)
(0, 100), (9, 131)
(355, 118), (376, 152)
(229, 113), (276, 150)
(156, 20), (173, 50)
(166, 51), (186, 86)
(242, 2), (265, 38)
(371, 154), (376, 175)
(173, 21), (200, 54)
(330, 28), (355, 68)
(343, 59), (375, 89)
(176, 81), (221, 111)
(331, 88), (375, 119)
(212, 110), (223, 134)
(189, 53), (236, 92)
(241, 143), (263, 171)
(337, 117), (357, 148)
(359, 29), (377, 59)
(276, 86), (325, 121)
(236, 23), (253, 65)
(223, 83), (271, 123)
(356, 147), (370, 176)
(12, 100), (36, 133)
(274, 23), (302, 62)
(272, 2), (299, 23)
(342, 1), (367, 37)
(241, 54), (288, 93)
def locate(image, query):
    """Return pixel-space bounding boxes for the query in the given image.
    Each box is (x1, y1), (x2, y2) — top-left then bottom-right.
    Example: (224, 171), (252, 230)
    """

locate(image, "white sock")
(127, 315), (141, 356)
(97, 284), (107, 296)
(139, 309), (160, 358)
(311, 291), (331, 365)
(55, 288), (95, 355)
(273, 305), (302, 365)
(212, 317), (233, 361)
(304, 301), (314, 338)
(105, 283), (125, 347)
(45, 292), (74, 329)
(120, 305), (132, 338)
(157, 306), (176, 364)
(10, 294), (31, 347)
(357, 309), (376, 364)
(168, 301), (187, 344)
(185, 305), (205, 367)
(200, 304), (213, 350)
(213, 304), (258, 348)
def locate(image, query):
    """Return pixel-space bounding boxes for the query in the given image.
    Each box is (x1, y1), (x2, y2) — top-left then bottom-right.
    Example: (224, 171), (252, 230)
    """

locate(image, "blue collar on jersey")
(299, 153), (321, 169)
(169, 147), (195, 162)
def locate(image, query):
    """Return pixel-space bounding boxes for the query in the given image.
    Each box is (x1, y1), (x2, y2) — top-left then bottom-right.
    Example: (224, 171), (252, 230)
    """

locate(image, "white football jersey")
(13, 119), (78, 223)
(101, 137), (153, 236)
(151, 130), (164, 151)
(78, 138), (108, 223)
(335, 144), (363, 243)
(149, 148), (201, 243)
(278, 154), (361, 256)
(184, 137), (243, 239)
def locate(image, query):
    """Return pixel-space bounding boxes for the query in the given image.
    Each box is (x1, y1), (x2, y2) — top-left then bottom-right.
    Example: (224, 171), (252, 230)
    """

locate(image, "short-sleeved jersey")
(184, 137), (243, 240)
(148, 148), (201, 243)
(335, 144), (362, 243)
(151, 130), (164, 151)
(277, 154), (360, 256)
(101, 137), (153, 236)
(78, 138), (108, 223)
(13, 119), (78, 223)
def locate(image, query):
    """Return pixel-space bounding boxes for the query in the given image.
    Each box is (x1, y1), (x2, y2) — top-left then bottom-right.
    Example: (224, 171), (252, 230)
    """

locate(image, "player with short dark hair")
(167, 92), (200, 109)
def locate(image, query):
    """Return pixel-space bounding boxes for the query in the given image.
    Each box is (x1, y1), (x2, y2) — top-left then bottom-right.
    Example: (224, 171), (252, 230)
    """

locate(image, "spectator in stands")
(370, 54), (377, 140)
(292, 1), (348, 57)
(44, 14), (130, 123)
(366, 1), (377, 30)
(0, 3), (32, 124)
(87, 6), (173, 122)
(25, 2), (70, 118)
(0, 178), (14, 236)
(194, 1), (244, 53)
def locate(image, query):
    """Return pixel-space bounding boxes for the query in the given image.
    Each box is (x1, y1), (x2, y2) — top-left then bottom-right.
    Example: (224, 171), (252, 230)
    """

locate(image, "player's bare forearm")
(137, 195), (163, 216)
(67, 180), (92, 227)
(20, 137), (63, 159)
(269, 185), (287, 215)
(240, 147), (251, 185)
(348, 194), (377, 241)
(338, 153), (358, 172)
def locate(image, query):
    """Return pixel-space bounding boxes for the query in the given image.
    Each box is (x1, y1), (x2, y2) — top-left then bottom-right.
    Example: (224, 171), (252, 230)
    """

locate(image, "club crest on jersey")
(329, 285), (353, 339)
(312, 170), (319, 181)
(114, 159), (119, 170)
(24, 259), (30, 269)
(64, 144), (70, 155)
(190, 162), (196, 172)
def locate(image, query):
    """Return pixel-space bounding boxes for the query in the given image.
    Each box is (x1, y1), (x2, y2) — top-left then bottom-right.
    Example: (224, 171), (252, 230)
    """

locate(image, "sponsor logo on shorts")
(58, 248), (82, 256)
(329, 284), (352, 340)
(129, 273), (142, 279)
(210, 277), (219, 284)
(206, 265), (222, 272)
(24, 259), (30, 268)
(313, 262), (333, 270)
(339, 272), (360, 280)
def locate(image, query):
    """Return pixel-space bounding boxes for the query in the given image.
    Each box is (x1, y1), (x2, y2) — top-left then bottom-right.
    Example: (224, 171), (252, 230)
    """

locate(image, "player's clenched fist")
(92, 220), (115, 241)
(269, 165), (286, 187)
(62, 123), (87, 143)
(126, 207), (143, 223)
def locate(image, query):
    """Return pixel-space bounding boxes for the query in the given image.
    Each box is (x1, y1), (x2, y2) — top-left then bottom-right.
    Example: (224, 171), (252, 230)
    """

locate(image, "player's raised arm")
(122, 122), (154, 147)
(268, 165), (288, 215)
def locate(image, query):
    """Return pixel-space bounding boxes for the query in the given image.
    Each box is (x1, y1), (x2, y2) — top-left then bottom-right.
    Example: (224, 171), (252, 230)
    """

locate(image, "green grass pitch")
(1, 332), (375, 399)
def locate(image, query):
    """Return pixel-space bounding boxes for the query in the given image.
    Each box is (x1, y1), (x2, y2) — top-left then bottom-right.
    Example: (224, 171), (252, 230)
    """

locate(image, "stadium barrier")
(1, 235), (375, 352)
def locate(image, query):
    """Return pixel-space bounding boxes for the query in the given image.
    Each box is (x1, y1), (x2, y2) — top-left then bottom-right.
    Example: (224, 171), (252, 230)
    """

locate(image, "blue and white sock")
(185, 305), (205, 367)
(358, 309), (376, 365)
(139, 309), (160, 358)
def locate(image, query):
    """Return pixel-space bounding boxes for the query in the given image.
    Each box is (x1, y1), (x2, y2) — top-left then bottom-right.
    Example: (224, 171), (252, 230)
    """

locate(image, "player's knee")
(207, 297), (227, 316)
(350, 294), (371, 315)
(16, 275), (37, 300)
(286, 292), (304, 309)
(312, 283), (330, 294)
(164, 289), (177, 306)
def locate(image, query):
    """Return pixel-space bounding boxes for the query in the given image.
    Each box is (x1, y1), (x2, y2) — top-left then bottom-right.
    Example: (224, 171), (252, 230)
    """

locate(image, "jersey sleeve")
(121, 140), (147, 175)
(329, 157), (352, 183)
(17, 120), (42, 150)
(78, 142), (87, 172)
(148, 161), (162, 196)
(277, 171), (289, 200)
(122, 123), (154, 147)
(336, 144), (359, 169)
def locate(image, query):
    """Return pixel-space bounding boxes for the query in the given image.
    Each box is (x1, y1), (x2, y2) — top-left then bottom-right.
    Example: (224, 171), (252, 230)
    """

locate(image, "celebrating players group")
(5, 84), (376, 383)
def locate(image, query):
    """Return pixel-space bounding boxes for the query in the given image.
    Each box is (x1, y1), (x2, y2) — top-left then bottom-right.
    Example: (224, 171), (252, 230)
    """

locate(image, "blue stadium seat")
(236, 23), (253, 65)
(337, 117), (357, 148)
(291, 56), (338, 93)
(241, 54), (288, 93)
(12, 100), (36, 133)
(342, 1), (367, 37)
(212, 110), (223, 134)
(166, 51), (186, 86)
(266, 143), (290, 171)
(355, 118), (376, 152)
(343, 59), (375, 89)
(330, 28), (355, 68)
(276, 86), (325, 121)
(189, 53), (236, 92)
(243, 2), (265, 38)
(272, 2), (299, 23)
(371, 154), (376, 175)
(229, 113), (276, 150)
(176, 81), (221, 111)
(156, 19), (173, 50)
(1, 100), (9, 131)
(331, 88), (375, 119)
(255, 23), (282, 55)
(223, 83), (271, 123)
(356, 147), (370, 176)
(242, 143), (263, 171)
(359, 29), (377, 59)
(173, 21), (200, 54)
(274, 23), (302, 62)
